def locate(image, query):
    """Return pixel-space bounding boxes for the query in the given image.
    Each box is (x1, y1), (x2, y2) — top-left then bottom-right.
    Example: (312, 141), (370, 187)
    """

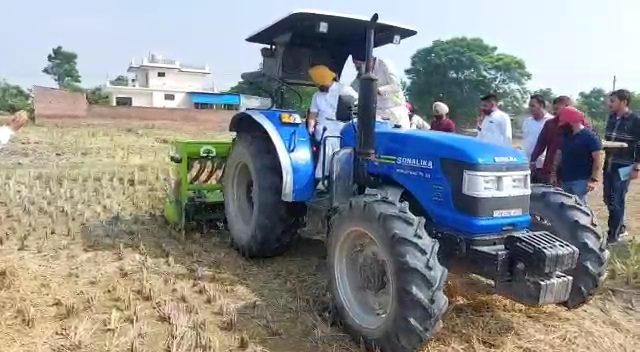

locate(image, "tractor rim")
(232, 161), (255, 231)
(334, 227), (394, 330)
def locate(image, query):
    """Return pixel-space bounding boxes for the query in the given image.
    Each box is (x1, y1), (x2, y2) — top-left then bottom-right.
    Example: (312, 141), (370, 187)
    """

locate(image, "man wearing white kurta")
(477, 94), (513, 147)
(521, 94), (553, 172)
(306, 65), (359, 190)
(0, 110), (28, 149)
(349, 44), (410, 129)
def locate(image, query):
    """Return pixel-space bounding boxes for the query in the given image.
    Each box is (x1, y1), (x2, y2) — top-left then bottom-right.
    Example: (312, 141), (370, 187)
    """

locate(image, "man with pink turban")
(551, 106), (603, 203)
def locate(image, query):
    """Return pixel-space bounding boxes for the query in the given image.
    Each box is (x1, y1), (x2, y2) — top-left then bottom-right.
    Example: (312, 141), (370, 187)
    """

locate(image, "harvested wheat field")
(0, 119), (638, 352)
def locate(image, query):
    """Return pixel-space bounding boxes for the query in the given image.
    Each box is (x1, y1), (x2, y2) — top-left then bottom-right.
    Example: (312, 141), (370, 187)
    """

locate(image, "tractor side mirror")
(336, 95), (358, 122)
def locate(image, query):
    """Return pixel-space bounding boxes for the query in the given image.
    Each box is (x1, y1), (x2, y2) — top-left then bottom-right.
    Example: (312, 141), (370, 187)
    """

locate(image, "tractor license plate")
(493, 208), (522, 217)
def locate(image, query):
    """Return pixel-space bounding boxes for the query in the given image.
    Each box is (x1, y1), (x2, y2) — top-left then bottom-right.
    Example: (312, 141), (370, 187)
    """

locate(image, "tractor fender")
(229, 110), (315, 202)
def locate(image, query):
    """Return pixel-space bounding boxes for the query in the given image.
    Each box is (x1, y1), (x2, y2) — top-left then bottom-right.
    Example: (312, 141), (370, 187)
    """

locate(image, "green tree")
(109, 75), (129, 87)
(227, 79), (315, 114)
(630, 92), (640, 112)
(405, 37), (531, 124)
(0, 80), (31, 113)
(400, 79), (409, 98)
(575, 88), (608, 121)
(86, 87), (110, 105)
(42, 46), (82, 89)
(531, 88), (556, 105)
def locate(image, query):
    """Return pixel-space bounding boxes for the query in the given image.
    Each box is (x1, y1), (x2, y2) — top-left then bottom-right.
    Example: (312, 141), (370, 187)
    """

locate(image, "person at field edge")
(550, 106), (602, 204)
(602, 89), (640, 244)
(430, 102), (456, 133)
(530, 96), (592, 185)
(522, 94), (553, 183)
(349, 42), (410, 129)
(306, 65), (359, 191)
(407, 102), (430, 130)
(476, 94), (512, 146)
(0, 110), (28, 149)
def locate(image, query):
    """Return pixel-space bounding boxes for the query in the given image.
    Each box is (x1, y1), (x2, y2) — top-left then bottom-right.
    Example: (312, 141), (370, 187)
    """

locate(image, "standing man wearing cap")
(551, 106), (603, 204)
(349, 43), (410, 129)
(430, 102), (456, 133)
(530, 96), (593, 185)
(0, 110), (28, 149)
(602, 89), (640, 244)
(476, 94), (512, 146)
(306, 65), (359, 191)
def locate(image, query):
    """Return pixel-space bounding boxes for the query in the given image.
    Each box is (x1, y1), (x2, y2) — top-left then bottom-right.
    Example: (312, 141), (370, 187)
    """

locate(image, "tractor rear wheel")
(530, 184), (609, 309)
(223, 133), (304, 258)
(328, 194), (448, 352)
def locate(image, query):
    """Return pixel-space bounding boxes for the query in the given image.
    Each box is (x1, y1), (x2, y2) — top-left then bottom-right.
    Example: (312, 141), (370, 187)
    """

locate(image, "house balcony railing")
(129, 57), (210, 73)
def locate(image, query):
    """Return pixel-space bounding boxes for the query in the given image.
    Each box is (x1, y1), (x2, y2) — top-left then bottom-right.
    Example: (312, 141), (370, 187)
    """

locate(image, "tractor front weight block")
(495, 231), (578, 306)
(163, 140), (232, 229)
(447, 230), (580, 306)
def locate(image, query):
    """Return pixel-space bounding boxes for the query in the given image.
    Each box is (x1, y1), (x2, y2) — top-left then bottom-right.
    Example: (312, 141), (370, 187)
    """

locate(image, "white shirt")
(521, 113), (553, 168)
(310, 82), (358, 125)
(477, 109), (512, 147)
(351, 58), (406, 112)
(410, 115), (430, 130)
(0, 126), (14, 149)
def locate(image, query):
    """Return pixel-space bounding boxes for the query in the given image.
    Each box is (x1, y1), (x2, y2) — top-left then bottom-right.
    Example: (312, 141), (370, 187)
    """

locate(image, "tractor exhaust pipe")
(355, 13), (379, 186)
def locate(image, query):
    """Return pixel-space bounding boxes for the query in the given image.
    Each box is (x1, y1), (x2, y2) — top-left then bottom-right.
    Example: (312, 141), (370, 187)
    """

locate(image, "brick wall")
(87, 105), (235, 131)
(32, 86), (235, 131)
(33, 86), (88, 119)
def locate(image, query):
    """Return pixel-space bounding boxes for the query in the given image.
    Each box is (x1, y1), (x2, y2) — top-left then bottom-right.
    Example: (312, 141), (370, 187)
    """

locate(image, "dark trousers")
(603, 169), (630, 242)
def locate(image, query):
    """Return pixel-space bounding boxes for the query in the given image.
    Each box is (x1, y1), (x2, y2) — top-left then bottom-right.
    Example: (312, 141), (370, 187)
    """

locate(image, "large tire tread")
(530, 184), (608, 309)
(329, 193), (448, 352)
(224, 133), (305, 258)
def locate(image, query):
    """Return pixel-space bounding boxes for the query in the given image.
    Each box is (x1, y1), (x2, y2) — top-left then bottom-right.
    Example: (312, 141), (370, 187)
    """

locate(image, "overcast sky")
(1, 0), (636, 96)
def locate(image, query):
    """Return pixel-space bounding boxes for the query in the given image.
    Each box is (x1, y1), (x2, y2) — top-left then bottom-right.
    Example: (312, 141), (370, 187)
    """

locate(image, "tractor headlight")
(462, 170), (530, 198)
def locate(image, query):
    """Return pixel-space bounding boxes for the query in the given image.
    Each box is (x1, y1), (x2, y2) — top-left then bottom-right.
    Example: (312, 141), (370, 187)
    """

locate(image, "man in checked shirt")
(603, 89), (640, 244)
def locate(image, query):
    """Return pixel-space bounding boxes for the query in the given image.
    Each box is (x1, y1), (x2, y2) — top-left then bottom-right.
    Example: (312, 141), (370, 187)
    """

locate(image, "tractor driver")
(349, 42), (411, 129)
(307, 65), (359, 191)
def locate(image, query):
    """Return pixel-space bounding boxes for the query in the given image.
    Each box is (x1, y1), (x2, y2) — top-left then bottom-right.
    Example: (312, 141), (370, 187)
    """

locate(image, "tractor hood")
(341, 121), (528, 166)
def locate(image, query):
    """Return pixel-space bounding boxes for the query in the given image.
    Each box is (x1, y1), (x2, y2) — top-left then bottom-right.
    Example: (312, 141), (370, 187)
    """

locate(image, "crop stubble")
(0, 119), (637, 352)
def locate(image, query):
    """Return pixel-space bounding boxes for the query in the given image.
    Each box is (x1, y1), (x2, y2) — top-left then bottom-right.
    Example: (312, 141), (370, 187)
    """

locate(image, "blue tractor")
(222, 10), (608, 352)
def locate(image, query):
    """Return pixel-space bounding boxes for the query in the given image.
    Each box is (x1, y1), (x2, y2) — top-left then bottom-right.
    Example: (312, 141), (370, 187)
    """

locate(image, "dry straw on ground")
(0, 119), (637, 352)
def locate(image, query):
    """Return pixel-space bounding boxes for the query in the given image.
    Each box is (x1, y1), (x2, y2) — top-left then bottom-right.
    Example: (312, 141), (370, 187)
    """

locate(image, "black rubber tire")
(223, 133), (305, 258)
(529, 184), (609, 309)
(328, 194), (448, 352)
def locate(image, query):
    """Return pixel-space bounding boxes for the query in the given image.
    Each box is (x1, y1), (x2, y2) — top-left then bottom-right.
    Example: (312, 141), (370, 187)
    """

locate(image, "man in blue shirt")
(552, 106), (603, 204)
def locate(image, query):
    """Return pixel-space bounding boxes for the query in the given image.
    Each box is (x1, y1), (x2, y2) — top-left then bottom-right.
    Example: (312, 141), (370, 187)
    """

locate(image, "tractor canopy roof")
(246, 9), (417, 49)
(242, 10), (417, 86)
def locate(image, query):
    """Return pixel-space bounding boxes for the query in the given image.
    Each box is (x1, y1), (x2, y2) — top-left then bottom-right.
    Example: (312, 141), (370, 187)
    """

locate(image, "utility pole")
(612, 75), (617, 91)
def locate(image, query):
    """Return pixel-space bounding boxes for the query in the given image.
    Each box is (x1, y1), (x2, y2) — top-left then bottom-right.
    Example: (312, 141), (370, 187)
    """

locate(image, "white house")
(104, 53), (271, 110)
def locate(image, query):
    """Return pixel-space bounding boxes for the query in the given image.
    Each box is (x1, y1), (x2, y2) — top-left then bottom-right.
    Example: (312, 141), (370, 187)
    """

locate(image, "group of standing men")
(304, 46), (638, 245)
(520, 90), (640, 245)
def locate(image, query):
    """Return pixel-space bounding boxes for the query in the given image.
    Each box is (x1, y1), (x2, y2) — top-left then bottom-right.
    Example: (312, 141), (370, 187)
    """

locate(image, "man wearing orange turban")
(307, 65), (359, 191)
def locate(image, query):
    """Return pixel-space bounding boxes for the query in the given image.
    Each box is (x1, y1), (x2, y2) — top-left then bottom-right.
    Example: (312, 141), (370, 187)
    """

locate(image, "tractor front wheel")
(223, 133), (304, 258)
(328, 194), (448, 352)
(530, 184), (609, 309)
